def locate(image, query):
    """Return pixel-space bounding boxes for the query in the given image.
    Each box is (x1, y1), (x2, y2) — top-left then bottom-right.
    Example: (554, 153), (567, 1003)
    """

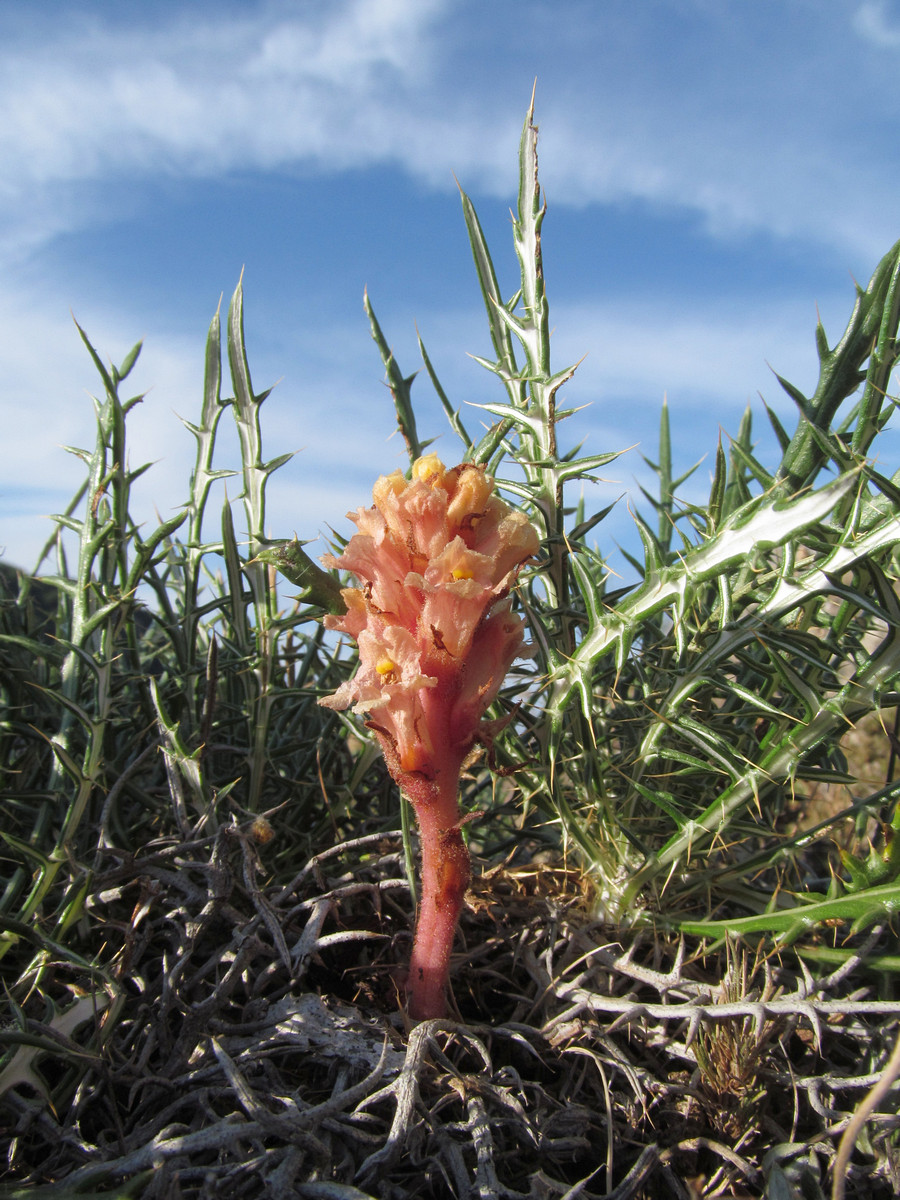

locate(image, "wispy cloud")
(0, 268), (831, 569)
(854, 0), (900, 47)
(0, 0), (456, 257)
(531, 2), (900, 261)
(0, 271), (431, 568)
(0, 0), (445, 178)
(551, 297), (829, 414)
(3, 0), (900, 267)
(3, 1), (899, 568)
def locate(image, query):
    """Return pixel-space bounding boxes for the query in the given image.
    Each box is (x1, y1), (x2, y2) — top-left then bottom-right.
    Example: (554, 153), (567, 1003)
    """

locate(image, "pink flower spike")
(319, 456), (539, 1019)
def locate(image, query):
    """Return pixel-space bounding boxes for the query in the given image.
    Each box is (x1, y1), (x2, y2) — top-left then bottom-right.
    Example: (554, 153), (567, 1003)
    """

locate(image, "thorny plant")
(355, 99), (900, 936)
(3, 829), (900, 1198)
(691, 943), (780, 1142)
(271, 98), (900, 978)
(2, 95), (900, 1196)
(0, 289), (368, 1093)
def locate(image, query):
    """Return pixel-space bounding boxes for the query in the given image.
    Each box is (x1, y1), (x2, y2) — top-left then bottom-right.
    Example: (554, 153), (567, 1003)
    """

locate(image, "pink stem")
(404, 779), (469, 1020)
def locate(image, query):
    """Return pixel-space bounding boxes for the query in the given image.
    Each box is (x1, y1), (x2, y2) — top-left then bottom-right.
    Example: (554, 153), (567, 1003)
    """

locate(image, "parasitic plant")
(317, 453), (539, 1018)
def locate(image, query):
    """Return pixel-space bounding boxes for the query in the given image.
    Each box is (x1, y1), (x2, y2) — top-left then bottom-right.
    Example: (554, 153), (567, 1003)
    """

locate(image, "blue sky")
(2, 0), (900, 573)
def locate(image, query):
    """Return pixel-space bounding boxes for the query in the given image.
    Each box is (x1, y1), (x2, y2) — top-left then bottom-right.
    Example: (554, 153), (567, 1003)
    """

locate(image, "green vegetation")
(2, 100), (899, 1198)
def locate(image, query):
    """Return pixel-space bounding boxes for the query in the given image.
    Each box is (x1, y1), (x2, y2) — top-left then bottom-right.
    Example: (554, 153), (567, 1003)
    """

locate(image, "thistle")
(319, 453), (539, 1019)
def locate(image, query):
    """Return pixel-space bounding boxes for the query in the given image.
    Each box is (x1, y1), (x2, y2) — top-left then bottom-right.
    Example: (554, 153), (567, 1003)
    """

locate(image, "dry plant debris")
(2, 824), (899, 1199)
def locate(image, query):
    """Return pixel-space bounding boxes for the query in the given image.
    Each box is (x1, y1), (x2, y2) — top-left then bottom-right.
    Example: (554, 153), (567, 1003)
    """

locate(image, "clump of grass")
(0, 289), (371, 1105)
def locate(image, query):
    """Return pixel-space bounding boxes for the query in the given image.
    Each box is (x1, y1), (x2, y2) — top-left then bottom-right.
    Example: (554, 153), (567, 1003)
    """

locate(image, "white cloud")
(535, 89), (899, 264)
(0, 0), (453, 257)
(246, 0), (438, 83)
(3, 0), (900, 571)
(3, 268), (892, 573)
(0, 277), (417, 568)
(550, 297), (825, 420)
(3, 0), (900, 268)
(854, 1), (900, 47)
(0, 288), (196, 567)
(0, 0), (448, 181)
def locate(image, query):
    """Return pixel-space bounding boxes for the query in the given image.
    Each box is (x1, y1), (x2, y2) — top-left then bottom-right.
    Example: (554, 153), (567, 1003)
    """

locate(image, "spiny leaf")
(418, 329), (472, 451)
(707, 437), (727, 531)
(762, 400), (791, 453)
(773, 371), (811, 414)
(459, 183), (521, 388)
(675, 881), (900, 940)
(364, 289), (428, 465)
(254, 540), (346, 614)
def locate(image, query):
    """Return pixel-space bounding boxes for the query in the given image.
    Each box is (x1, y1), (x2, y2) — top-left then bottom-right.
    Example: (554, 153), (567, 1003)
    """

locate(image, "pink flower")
(319, 454), (539, 783)
(318, 455), (539, 1018)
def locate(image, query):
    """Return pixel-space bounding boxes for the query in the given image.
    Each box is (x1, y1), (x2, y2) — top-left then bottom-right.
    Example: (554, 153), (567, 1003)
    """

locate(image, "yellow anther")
(376, 658), (397, 676)
(451, 567), (474, 581)
(412, 453), (446, 487)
